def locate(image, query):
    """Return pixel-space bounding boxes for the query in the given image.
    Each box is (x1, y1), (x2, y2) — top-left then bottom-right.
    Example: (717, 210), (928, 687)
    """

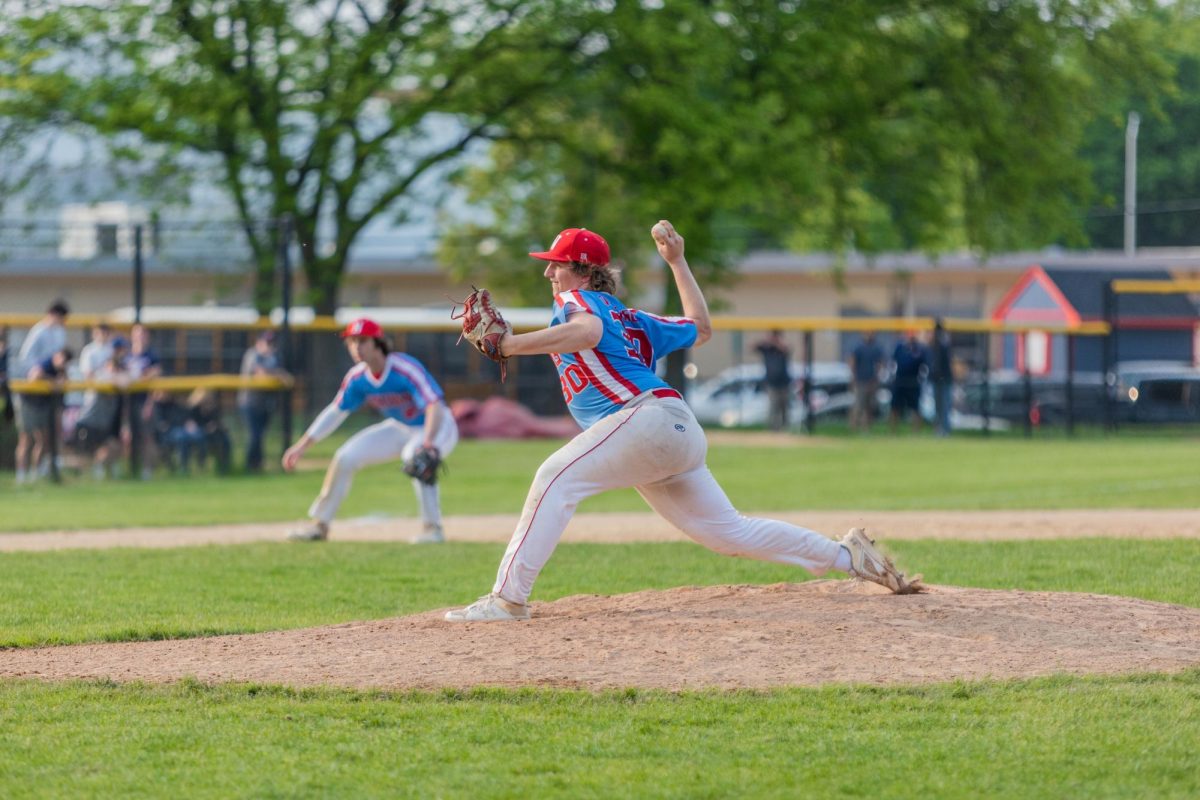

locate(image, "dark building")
(992, 266), (1198, 376)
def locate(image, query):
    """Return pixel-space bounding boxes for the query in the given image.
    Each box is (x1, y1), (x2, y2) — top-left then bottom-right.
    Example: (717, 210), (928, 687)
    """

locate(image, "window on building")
(96, 224), (119, 257)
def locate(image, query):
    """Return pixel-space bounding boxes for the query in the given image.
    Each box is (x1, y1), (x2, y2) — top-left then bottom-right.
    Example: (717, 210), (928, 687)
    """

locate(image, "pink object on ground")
(451, 396), (580, 439)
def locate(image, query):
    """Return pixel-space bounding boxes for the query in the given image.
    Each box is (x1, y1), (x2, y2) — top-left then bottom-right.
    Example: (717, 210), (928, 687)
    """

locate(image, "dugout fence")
(3, 308), (1117, 485)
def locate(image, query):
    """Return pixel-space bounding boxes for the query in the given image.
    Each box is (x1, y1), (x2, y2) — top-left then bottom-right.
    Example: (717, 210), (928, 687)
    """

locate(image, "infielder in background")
(446, 223), (921, 622)
(281, 318), (458, 544)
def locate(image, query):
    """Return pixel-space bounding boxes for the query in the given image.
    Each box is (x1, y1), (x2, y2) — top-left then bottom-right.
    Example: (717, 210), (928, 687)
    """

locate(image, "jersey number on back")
(611, 311), (654, 367)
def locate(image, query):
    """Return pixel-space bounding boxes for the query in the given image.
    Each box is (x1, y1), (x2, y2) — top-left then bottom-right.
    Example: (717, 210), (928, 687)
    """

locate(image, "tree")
(442, 0), (1172, 301)
(0, 0), (601, 313)
(1081, 3), (1200, 248)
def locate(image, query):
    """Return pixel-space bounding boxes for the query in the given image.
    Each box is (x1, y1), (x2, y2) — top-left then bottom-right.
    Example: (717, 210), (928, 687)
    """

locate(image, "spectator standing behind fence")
(238, 331), (287, 472)
(16, 348), (73, 483)
(79, 323), (114, 380)
(13, 300), (69, 484)
(930, 319), (954, 437)
(72, 338), (131, 479)
(754, 330), (792, 431)
(850, 331), (884, 432)
(1, 326), (12, 424)
(889, 330), (929, 433)
(126, 323), (162, 479)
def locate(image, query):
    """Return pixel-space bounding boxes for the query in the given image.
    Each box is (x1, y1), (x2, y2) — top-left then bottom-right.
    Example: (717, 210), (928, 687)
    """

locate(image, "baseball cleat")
(410, 524), (445, 544)
(444, 593), (530, 622)
(287, 521), (329, 542)
(840, 527), (924, 594)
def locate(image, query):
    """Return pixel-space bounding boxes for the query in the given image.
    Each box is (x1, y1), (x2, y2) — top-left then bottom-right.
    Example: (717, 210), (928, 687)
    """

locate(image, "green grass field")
(4, 434), (1200, 531)
(2, 434), (1199, 798)
(3, 674), (1198, 800)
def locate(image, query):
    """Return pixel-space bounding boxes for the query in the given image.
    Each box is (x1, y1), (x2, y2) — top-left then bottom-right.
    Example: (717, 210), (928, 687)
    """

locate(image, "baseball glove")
(452, 286), (511, 381)
(403, 446), (443, 485)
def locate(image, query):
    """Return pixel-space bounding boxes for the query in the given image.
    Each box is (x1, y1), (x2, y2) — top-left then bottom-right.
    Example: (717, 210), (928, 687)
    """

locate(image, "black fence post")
(1102, 281), (1116, 433)
(127, 388), (141, 479)
(1022, 367), (1033, 438)
(981, 331), (991, 437)
(47, 389), (61, 484)
(133, 224), (144, 324)
(1065, 333), (1076, 437)
(278, 215), (294, 452)
(803, 330), (815, 434)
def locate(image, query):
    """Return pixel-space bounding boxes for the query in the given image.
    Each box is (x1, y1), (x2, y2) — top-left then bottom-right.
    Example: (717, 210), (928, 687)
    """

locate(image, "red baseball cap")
(529, 228), (610, 267)
(340, 318), (384, 339)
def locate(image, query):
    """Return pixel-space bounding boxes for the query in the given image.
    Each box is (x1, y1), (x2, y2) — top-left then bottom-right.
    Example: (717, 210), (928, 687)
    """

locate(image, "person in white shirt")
(78, 323), (114, 379)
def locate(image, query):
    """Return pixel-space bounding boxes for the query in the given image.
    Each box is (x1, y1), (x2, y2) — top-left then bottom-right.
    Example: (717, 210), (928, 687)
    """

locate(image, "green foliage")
(1, 671), (1199, 798)
(440, 0), (1172, 301)
(0, 0), (599, 312)
(1082, 2), (1200, 247)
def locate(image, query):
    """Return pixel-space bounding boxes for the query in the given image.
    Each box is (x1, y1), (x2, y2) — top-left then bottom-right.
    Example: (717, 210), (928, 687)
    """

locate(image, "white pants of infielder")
(308, 417), (459, 527)
(493, 392), (842, 605)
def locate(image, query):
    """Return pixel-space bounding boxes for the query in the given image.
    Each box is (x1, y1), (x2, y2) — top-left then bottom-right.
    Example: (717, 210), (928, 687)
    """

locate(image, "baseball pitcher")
(446, 222), (922, 621)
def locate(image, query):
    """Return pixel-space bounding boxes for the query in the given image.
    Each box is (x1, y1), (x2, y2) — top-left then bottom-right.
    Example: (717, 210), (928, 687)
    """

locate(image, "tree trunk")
(303, 253), (346, 316)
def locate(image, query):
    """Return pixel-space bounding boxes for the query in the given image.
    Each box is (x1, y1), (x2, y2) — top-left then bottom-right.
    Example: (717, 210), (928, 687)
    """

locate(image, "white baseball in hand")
(652, 222), (670, 241)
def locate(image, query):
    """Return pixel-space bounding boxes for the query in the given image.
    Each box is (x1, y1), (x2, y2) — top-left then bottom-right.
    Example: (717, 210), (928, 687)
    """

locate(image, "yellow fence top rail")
(10, 375), (293, 395)
(1110, 279), (1200, 295)
(711, 316), (1110, 335)
(1, 313), (1110, 336)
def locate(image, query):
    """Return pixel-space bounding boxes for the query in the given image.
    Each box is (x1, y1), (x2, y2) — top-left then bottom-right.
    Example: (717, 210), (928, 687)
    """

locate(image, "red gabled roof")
(991, 265), (1081, 325)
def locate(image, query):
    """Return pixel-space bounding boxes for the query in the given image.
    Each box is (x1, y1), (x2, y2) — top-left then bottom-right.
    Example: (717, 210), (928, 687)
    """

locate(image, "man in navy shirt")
(889, 331), (928, 433)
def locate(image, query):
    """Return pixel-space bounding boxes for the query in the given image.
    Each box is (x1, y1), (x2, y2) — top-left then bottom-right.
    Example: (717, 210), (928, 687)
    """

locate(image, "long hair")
(567, 261), (618, 294)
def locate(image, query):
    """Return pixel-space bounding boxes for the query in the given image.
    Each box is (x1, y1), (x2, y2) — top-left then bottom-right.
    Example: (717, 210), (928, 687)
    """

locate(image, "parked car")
(960, 370), (1108, 426)
(687, 361), (857, 428)
(1113, 361), (1200, 423)
(960, 362), (1200, 426)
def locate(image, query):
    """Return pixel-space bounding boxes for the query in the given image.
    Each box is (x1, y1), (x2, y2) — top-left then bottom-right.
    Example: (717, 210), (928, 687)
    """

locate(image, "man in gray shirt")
(850, 331), (884, 432)
(14, 299), (69, 484)
(238, 330), (284, 472)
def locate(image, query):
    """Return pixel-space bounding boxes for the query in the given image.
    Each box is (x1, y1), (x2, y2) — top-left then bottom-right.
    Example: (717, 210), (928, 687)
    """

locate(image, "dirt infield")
(3, 508), (1200, 550)
(5, 509), (1200, 690)
(4, 581), (1200, 690)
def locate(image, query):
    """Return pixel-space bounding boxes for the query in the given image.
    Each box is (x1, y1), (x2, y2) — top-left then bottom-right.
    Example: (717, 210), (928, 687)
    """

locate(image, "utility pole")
(1124, 111), (1140, 258)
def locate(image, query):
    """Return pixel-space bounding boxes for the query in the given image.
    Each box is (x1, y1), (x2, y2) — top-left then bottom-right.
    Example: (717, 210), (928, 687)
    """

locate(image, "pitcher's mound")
(3, 582), (1200, 691)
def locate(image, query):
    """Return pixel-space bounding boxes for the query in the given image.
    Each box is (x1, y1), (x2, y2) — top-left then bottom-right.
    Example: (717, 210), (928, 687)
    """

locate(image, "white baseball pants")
(492, 392), (843, 605)
(308, 416), (459, 527)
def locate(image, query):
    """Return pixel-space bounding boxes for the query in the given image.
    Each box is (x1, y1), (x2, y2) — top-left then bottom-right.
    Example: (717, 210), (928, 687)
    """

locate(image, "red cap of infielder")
(340, 318), (384, 339)
(529, 228), (610, 267)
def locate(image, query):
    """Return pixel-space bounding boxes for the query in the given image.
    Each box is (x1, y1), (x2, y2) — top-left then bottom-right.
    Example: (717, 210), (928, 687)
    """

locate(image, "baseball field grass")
(3, 433), (1200, 798)
(3, 539), (1200, 647)
(2, 673), (1198, 800)
(4, 434), (1200, 531)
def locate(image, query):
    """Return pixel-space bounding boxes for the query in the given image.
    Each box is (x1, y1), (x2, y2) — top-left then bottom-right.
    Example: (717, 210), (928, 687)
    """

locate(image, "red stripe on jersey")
(570, 351), (625, 403)
(640, 311), (695, 325)
(559, 291), (593, 314)
(496, 405), (645, 601)
(593, 349), (641, 396)
(333, 363), (368, 405)
(388, 354), (439, 404)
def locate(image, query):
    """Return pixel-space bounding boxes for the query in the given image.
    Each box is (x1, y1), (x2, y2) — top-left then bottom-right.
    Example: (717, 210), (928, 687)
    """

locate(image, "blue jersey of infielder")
(333, 352), (445, 426)
(549, 289), (697, 430)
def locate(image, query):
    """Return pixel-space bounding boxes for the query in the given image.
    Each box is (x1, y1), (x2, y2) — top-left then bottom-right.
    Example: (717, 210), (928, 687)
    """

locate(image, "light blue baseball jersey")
(334, 352), (445, 426)
(550, 289), (698, 429)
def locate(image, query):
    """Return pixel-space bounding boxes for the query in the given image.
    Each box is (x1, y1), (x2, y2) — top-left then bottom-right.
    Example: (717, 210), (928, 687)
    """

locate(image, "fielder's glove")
(452, 286), (511, 381)
(403, 446), (443, 485)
